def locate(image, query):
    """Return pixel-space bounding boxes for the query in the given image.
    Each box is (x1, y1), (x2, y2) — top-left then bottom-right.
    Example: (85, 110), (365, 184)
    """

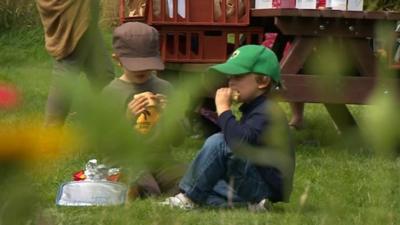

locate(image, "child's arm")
(215, 88), (269, 148)
(218, 110), (268, 148)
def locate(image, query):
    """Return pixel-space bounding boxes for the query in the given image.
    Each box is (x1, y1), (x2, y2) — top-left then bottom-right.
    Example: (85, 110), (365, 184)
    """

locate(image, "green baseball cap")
(208, 45), (281, 85)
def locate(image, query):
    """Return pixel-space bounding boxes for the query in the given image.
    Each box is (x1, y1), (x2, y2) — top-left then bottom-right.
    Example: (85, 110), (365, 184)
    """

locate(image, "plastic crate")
(158, 26), (264, 63)
(120, 0), (250, 26)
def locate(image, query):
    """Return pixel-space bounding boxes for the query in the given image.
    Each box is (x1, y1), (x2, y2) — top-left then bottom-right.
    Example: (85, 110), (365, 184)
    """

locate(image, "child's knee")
(204, 133), (225, 147)
(202, 133), (230, 155)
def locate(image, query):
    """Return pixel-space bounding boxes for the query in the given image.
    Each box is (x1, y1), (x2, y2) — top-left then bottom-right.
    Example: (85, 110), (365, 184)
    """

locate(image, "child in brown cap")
(103, 22), (172, 120)
(102, 22), (185, 199)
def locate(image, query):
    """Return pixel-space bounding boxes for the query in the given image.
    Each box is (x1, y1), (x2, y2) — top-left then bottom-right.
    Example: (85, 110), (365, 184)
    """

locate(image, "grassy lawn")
(0, 27), (399, 225)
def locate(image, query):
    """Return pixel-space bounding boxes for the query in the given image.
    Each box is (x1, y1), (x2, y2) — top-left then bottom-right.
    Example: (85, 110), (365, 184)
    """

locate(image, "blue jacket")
(217, 95), (295, 202)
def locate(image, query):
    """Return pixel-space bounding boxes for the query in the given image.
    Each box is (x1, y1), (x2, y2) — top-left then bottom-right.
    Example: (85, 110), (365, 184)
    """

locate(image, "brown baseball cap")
(113, 22), (164, 71)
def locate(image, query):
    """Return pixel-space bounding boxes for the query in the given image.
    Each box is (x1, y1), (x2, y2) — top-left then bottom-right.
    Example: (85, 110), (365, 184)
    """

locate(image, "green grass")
(26, 145), (397, 225)
(0, 27), (399, 225)
(0, 28), (51, 125)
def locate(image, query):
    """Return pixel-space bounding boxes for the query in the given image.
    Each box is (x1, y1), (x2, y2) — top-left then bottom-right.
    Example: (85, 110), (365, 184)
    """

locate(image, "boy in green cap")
(162, 45), (295, 210)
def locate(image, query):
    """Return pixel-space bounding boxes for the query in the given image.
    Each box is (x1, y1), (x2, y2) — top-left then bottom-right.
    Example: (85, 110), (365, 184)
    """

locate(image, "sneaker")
(248, 198), (272, 212)
(160, 193), (197, 210)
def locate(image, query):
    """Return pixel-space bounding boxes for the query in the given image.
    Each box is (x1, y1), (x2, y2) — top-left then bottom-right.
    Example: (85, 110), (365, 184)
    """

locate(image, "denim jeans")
(179, 133), (272, 207)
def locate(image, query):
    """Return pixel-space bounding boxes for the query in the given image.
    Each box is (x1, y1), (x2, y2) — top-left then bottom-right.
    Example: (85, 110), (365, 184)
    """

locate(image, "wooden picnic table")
(250, 8), (400, 131)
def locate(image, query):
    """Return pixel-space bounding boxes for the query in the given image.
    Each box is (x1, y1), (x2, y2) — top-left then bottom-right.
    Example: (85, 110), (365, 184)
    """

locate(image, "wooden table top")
(251, 8), (400, 20)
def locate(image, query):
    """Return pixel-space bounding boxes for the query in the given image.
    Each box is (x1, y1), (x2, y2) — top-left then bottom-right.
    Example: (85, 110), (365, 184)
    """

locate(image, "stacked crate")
(119, 0), (265, 63)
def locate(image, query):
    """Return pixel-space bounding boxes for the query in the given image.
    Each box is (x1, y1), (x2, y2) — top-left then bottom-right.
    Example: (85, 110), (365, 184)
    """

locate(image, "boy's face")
(113, 53), (156, 84)
(228, 74), (269, 102)
(125, 69), (153, 84)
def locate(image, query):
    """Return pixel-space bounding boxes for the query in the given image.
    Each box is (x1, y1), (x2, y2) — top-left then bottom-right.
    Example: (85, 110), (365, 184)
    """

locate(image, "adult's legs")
(83, 25), (115, 90)
(44, 52), (83, 127)
(44, 25), (114, 127)
(288, 102), (304, 129)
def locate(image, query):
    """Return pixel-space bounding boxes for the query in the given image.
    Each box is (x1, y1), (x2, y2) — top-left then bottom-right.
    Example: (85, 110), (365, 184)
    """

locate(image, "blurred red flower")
(0, 84), (20, 109)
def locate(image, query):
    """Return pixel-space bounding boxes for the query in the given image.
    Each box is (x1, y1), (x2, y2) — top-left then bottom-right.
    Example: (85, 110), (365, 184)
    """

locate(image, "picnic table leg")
(271, 33), (293, 61)
(321, 39), (377, 134)
(348, 39), (377, 77)
(280, 37), (315, 74)
(280, 36), (316, 129)
(280, 37), (360, 133)
(324, 103), (358, 134)
(320, 39), (373, 134)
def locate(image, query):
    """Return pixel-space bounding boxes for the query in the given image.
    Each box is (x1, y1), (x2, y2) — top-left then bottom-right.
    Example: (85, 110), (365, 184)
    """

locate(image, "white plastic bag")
(56, 181), (127, 206)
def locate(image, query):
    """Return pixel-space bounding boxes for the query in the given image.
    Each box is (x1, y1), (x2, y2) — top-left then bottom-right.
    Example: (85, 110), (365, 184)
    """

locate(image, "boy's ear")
(257, 76), (271, 89)
(112, 53), (122, 67)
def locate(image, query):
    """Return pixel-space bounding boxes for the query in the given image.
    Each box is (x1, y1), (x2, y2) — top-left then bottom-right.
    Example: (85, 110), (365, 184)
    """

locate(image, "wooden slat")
(274, 74), (400, 104)
(280, 37), (315, 74)
(386, 11), (400, 20)
(298, 9), (320, 17)
(274, 17), (374, 37)
(251, 8), (299, 17)
(319, 9), (344, 18)
(251, 8), (399, 20)
(156, 25), (264, 32)
(363, 11), (386, 20)
(343, 11), (365, 19)
(251, 8), (282, 17)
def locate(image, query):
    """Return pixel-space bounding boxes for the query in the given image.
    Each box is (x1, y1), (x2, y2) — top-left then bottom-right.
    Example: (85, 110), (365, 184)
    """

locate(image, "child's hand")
(127, 95), (149, 118)
(215, 88), (232, 116)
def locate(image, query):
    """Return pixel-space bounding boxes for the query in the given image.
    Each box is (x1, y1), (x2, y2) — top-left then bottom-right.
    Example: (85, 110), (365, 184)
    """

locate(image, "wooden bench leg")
(271, 33), (293, 61)
(281, 36), (316, 74)
(347, 39), (377, 77)
(324, 103), (357, 134)
(280, 37), (316, 128)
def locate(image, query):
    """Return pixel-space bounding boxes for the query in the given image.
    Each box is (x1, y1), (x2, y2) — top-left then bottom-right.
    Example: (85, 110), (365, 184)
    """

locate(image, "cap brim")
(119, 56), (165, 71)
(208, 62), (249, 76)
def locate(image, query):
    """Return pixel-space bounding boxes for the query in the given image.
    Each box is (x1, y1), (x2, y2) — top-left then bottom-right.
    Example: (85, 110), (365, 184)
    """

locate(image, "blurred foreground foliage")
(0, 3), (400, 224)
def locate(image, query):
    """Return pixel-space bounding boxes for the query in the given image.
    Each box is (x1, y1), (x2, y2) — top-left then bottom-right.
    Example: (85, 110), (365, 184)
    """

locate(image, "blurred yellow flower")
(0, 121), (78, 162)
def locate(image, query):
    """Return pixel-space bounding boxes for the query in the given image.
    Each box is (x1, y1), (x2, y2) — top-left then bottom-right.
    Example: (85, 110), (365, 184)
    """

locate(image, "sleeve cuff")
(217, 110), (234, 128)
